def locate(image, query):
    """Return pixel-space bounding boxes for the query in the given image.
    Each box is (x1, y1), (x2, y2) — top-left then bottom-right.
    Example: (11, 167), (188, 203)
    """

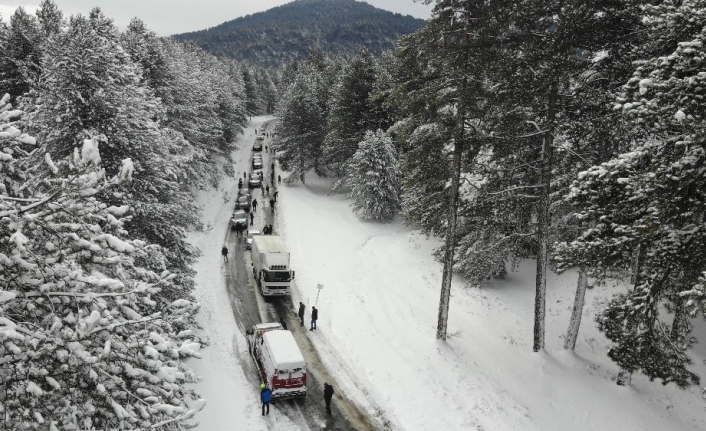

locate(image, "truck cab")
(246, 323), (307, 399)
(251, 236), (295, 296)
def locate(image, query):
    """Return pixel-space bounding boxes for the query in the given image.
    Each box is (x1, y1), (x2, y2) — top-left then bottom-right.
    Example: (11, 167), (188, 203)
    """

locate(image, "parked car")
(235, 195), (251, 212)
(246, 229), (262, 250)
(256, 135), (265, 141)
(253, 142), (262, 152)
(248, 173), (262, 188)
(231, 210), (248, 229)
(253, 168), (263, 178)
(238, 188), (251, 199)
(252, 159), (263, 170)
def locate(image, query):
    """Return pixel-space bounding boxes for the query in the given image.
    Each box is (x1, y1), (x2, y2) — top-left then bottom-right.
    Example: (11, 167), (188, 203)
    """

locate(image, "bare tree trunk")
(533, 81), (558, 352)
(437, 4), (471, 341)
(670, 296), (687, 345)
(564, 269), (588, 350)
(617, 243), (644, 386)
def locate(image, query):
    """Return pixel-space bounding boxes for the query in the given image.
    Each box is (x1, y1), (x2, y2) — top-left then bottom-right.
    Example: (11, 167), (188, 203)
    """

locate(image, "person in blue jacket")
(260, 383), (272, 415)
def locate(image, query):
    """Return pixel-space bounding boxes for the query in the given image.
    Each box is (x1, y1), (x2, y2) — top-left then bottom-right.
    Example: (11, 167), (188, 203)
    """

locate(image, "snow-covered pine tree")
(322, 47), (387, 176)
(0, 6), (42, 102)
(0, 97), (205, 429)
(338, 130), (400, 222)
(23, 8), (200, 282)
(273, 62), (326, 183)
(555, 0), (706, 387)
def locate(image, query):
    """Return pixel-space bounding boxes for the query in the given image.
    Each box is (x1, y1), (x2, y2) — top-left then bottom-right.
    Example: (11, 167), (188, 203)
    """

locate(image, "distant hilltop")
(173, 0), (426, 67)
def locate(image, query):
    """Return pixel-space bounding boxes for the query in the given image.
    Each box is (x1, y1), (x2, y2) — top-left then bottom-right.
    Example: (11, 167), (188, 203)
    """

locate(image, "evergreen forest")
(273, 0), (706, 392)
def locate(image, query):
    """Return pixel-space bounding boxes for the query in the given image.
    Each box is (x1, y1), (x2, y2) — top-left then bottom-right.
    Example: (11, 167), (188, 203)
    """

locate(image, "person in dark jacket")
(221, 246), (228, 262)
(249, 212), (254, 226)
(266, 185), (270, 195)
(279, 317), (287, 330)
(260, 383), (272, 415)
(278, 174), (282, 184)
(323, 383), (334, 414)
(252, 199), (257, 212)
(238, 178), (242, 189)
(298, 302), (305, 326)
(270, 198), (275, 212)
(273, 191), (279, 202)
(310, 306), (318, 331)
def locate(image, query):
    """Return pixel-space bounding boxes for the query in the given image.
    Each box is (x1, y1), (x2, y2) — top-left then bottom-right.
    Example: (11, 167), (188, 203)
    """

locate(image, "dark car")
(231, 210), (248, 229)
(248, 173), (262, 188)
(235, 195), (251, 212)
(253, 142), (262, 152)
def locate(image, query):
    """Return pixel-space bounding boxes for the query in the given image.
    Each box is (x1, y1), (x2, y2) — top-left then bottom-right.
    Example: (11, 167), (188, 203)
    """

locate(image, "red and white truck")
(246, 323), (307, 399)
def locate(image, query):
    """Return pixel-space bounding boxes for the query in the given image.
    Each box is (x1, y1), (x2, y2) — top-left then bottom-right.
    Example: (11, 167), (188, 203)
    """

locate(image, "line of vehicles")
(233, 130), (307, 399)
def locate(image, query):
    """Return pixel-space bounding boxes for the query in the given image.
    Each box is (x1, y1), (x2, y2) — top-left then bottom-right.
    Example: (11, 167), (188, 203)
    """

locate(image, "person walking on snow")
(252, 199), (258, 212)
(323, 383), (334, 415)
(278, 175), (282, 184)
(238, 178), (242, 189)
(274, 190), (279, 202)
(244, 172), (247, 179)
(249, 212), (254, 226)
(260, 383), (272, 415)
(279, 317), (287, 330)
(310, 306), (318, 331)
(270, 198), (275, 212)
(221, 246), (228, 262)
(266, 185), (270, 195)
(298, 302), (305, 326)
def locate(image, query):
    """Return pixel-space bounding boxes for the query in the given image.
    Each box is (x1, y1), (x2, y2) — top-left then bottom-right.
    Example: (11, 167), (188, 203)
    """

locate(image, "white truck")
(246, 323), (307, 399)
(251, 235), (295, 296)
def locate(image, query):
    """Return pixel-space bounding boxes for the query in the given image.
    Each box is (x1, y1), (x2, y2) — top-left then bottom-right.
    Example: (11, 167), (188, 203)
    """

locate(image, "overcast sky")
(0, 0), (433, 36)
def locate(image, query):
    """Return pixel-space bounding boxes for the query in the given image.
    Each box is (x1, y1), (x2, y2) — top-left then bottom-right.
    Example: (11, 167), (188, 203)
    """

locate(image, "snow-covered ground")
(188, 117), (706, 431)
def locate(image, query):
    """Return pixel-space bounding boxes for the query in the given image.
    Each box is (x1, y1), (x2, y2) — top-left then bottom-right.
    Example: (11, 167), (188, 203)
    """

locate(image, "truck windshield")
(263, 270), (291, 282)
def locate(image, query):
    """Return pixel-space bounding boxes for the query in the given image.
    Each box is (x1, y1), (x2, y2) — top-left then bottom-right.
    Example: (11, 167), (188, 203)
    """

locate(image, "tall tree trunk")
(670, 295), (687, 345)
(437, 3), (471, 341)
(533, 80), (558, 352)
(564, 269), (588, 350)
(617, 243), (644, 386)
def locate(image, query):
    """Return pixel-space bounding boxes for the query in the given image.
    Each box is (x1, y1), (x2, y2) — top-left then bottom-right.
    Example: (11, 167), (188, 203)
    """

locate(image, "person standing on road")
(271, 162), (275, 172)
(252, 199), (258, 212)
(238, 178), (242, 189)
(250, 212), (254, 226)
(273, 190), (279, 202)
(244, 172), (247, 179)
(323, 383), (334, 415)
(279, 317), (287, 330)
(278, 175), (282, 184)
(310, 306), (318, 331)
(270, 198), (275, 212)
(221, 245), (228, 262)
(266, 185), (270, 195)
(260, 383), (272, 416)
(298, 302), (305, 326)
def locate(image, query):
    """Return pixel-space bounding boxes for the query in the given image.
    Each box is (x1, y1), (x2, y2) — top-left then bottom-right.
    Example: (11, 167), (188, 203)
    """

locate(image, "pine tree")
(0, 7), (42, 102)
(338, 130), (400, 222)
(322, 47), (387, 175)
(555, 0), (706, 387)
(0, 97), (205, 429)
(273, 63), (326, 183)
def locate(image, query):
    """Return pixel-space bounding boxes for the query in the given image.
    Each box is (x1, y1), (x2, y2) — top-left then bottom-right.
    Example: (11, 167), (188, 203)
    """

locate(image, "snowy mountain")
(172, 0), (425, 67)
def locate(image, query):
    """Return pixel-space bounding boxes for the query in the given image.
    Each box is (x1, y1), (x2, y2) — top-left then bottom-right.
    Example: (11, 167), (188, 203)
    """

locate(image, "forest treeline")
(0, 1), (250, 428)
(274, 0), (706, 391)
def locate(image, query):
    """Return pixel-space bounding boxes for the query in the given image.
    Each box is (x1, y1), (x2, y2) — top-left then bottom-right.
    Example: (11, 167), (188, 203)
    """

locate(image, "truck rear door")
(273, 367), (306, 389)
